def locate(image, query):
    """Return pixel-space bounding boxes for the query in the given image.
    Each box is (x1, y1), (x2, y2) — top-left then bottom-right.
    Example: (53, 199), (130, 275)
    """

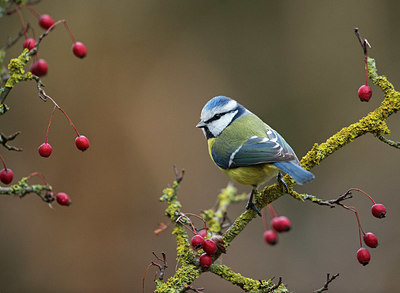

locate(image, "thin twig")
(2, 24), (31, 51)
(314, 273), (340, 293)
(0, 131), (22, 151)
(376, 134), (400, 149)
(354, 28), (371, 58)
(173, 165), (185, 183)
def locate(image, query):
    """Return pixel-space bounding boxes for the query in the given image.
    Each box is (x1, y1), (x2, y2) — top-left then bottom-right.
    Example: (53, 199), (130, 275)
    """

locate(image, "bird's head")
(196, 96), (247, 139)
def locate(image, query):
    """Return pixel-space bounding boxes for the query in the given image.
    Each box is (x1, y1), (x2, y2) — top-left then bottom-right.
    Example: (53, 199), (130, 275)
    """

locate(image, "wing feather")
(212, 128), (298, 169)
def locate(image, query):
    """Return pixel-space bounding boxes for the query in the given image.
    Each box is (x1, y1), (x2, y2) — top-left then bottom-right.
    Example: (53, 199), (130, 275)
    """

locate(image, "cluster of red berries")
(17, 6), (87, 77)
(177, 214), (223, 269)
(36, 96), (89, 157)
(38, 135), (90, 158)
(339, 189), (386, 266)
(262, 204), (291, 246)
(191, 229), (219, 268)
(355, 202), (386, 266)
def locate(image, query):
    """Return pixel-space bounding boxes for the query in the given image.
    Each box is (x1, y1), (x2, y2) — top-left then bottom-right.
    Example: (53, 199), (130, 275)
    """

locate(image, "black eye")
(214, 113), (222, 119)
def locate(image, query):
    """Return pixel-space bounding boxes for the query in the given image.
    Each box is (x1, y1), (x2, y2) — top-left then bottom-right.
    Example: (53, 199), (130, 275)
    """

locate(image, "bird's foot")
(246, 189), (262, 216)
(277, 172), (289, 193)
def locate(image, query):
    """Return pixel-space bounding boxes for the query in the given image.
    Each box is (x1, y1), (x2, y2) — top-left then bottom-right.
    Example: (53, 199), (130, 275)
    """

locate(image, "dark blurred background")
(1, 1), (400, 292)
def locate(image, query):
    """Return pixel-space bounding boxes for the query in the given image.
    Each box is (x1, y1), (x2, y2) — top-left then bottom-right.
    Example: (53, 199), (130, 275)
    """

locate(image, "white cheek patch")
(208, 110), (238, 137)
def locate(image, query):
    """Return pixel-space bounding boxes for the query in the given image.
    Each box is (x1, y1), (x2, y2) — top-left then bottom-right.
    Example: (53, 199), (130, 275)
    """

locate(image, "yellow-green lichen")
(154, 266), (201, 293)
(4, 49), (33, 88)
(210, 264), (288, 292)
(172, 226), (195, 265)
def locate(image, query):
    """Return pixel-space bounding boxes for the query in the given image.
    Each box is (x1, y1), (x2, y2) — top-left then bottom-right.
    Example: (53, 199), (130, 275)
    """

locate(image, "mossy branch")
(0, 176), (53, 203)
(222, 55), (400, 247)
(154, 35), (399, 292)
(0, 17), (54, 106)
(160, 181), (196, 267)
(157, 179), (283, 292)
(209, 264), (287, 292)
(202, 184), (247, 234)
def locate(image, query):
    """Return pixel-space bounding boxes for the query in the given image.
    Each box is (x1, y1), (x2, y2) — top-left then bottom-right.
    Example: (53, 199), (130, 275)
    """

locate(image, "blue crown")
(203, 96), (233, 111)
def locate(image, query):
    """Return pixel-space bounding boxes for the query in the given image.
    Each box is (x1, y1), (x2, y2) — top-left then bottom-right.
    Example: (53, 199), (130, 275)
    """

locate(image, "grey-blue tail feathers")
(272, 161), (315, 185)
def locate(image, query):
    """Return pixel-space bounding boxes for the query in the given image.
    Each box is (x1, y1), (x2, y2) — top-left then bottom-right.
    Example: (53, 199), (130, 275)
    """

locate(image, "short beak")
(196, 121), (206, 128)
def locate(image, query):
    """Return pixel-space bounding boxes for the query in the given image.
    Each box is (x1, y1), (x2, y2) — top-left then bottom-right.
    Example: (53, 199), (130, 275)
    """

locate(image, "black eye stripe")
(205, 110), (235, 124)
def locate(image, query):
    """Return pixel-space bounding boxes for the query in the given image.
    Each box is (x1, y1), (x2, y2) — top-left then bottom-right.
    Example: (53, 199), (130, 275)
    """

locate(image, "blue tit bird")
(196, 96), (314, 215)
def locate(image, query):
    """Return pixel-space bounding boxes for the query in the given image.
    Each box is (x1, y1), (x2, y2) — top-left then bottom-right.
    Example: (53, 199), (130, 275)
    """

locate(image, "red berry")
(199, 253), (212, 268)
(363, 232), (378, 248)
(72, 42), (87, 58)
(56, 192), (71, 206)
(0, 168), (13, 185)
(39, 14), (54, 30)
(203, 239), (217, 255)
(371, 204), (386, 218)
(263, 230), (278, 245)
(75, 135), (90, 151)
(358, 85), (372, 102)
(271, 216), (291, 233)
(23, 38), (36, 50)
(356, 247), (371, 266)
(191, 234), (205, 250)
(38, 143), (53, 157)
(198, 228), (208, 238)
(30, 59), (48, 76)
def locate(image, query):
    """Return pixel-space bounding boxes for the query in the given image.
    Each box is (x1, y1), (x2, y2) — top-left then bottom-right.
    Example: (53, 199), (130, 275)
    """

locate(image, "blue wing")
(212, 128), (298, 169)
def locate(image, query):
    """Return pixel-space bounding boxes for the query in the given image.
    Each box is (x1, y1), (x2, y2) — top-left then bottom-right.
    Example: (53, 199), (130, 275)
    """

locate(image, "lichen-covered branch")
(160, 181), (196, 267)
(0, 17), (55, 106)
(157, 179), (283, 292)
(154, 265), (201, 293)
(210, 264), (288, 293)
(0, 176), (53, 203)
(202, 184), (247, 234)
(155, 39), (400, 291)
(221, 56), (400, 249)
